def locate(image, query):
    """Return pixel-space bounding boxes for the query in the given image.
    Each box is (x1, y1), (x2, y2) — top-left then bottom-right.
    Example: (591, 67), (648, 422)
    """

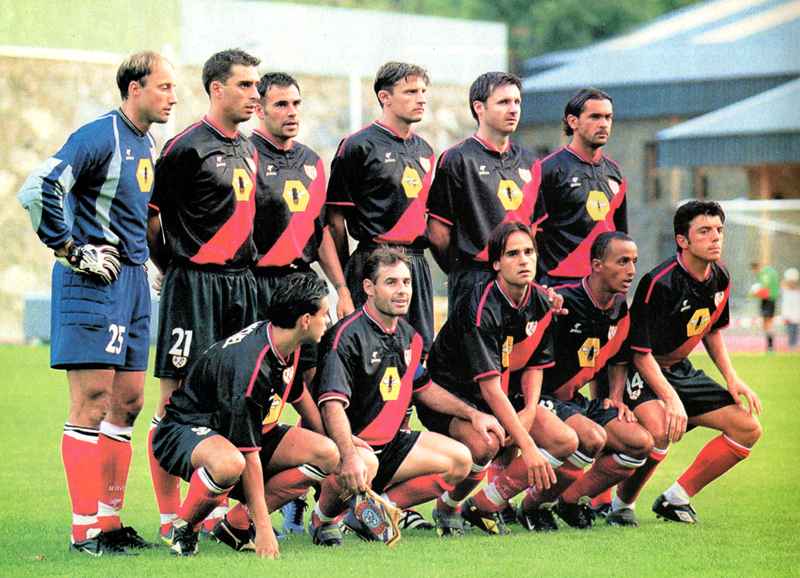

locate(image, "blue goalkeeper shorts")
(50, 261), (150, 370)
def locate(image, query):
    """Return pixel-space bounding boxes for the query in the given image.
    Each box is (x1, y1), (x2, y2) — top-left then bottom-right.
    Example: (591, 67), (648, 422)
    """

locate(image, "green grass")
(1, 346), (798, 577)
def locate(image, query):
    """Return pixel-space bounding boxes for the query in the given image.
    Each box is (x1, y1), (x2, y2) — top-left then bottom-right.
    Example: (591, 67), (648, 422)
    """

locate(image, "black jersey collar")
(362, 303), (397, 334)
(565, 145), (602, 165)
(373, 121), (412, 141)
(252, 129), (294, 152)
(494, 279), (531, 309)
(265, 322), (292, 366)
(581, 277), (617, 310)
(676, 253), (711, 282)
(115, 109), (146, 138)
(202, 116), (238, 140)
(471, 134), (512, 156)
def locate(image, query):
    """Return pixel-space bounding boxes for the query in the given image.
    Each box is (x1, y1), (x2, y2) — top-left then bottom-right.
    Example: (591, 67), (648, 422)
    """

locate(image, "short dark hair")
(674, 200), (726, 241)
(373, 61), (429, 105)
(268, 273), (328, 329)
(116, 51), (169, 99)
(590, 231), (634, 262)
(562, 87), (612, 136)
(257, 72), (300, 101)
(488, 222), (537, 272)
(202, 48), (260, 95)
(363, 245), (410, 284)
(469, 71), (522, 122)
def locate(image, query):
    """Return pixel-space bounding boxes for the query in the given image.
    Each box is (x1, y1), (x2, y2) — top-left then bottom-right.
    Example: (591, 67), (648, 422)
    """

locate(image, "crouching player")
(419, 222), (578, 536)
(493, 232), (652, 530)
(152, 273), (331, 557)
(309, 246), (503, 546)
(613, 201), (761, 523)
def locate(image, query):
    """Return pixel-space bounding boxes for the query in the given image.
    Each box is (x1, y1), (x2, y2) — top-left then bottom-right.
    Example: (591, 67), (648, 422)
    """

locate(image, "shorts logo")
(304, 164), (318, 180)
(380, 367), (402, 401)
(283, 180), (310, 212)
(419, 156), (431, 173)
(232, 168), (254, 201)
(404, 348), (412, 366)
(526, 321), (537, 336)
(608, 179), (620, 195)
(714, 291), (724, 307)
(172, 356), (187, 368)
(283, 366), (295, 385)
(137, 158), (154, 192)
(191, 427), (212, 436)
(687, 308), (710, 337)
(518, 168), (532, 183)
(497, 180), (522, 211)
(608, 325), (617, 340)
(401, 166), (423, 198)
(578, 337), (600, 368)
(626, 372), (644, 400)
(538, 399), (556, 413)
(262, 393), (283, 426)
(502, 336), (514, 368)
(586, 190), (610, 221)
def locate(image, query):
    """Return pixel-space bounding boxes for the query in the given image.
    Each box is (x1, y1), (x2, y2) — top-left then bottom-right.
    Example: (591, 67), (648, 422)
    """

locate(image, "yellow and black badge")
(137, 158), (154, 192)
(232, 168), (254, 201)
(380, 367), (402, 401)
(283, 180), (310, 212)
(401, 167), (422, 198)
(502, 336), (514, 368)
(497, 180), (523, 211)
(586, 190), (610, 221)
(687, 308), (710, 337)
(578, 337), (600, 368)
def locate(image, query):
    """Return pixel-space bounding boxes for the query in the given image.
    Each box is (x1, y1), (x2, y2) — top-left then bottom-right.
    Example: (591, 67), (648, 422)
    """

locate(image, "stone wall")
(1, 54), (476, 342)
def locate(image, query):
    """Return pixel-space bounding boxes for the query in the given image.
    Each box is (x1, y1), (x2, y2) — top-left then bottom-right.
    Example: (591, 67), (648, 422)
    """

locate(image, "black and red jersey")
(427, 279), (554, 407)
(151, 118), (257, 269)
(542, 278), (630, 401)
(537, 146), (627, 280)
(313, 305), (430, 446)
(163, 321), (304, 451)
(427, 135), (546, 264)
(250, 131), (326, 269)
(629, 254), (730, 369)
(326, 122), (434, 247)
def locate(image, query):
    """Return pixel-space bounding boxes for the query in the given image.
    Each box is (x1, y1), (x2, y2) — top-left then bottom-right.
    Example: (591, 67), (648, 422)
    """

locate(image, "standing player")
(749, 261), (780, 352)
(537, 88), (627, 287)
(146, 48), (261, 542)
(419, 222), (576, 536)
(427, 71), (545, 311)
(18, 51), (177, 555)
(499, 232), (652, 530)
(309, 246), (503, 546)
(326, 61), (435, 354)
(249, 71), (354, 534)
(613, 201), (762, 523)
(152, 273), (330, 558)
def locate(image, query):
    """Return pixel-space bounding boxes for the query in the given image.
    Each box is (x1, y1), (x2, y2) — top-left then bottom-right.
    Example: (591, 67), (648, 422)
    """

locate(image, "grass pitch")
(0, 346), (798, 577)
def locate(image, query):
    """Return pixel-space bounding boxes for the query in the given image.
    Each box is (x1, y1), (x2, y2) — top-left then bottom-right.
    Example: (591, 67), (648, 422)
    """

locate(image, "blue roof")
(521, 0), (800, 122)
(656, 78), (800, 166)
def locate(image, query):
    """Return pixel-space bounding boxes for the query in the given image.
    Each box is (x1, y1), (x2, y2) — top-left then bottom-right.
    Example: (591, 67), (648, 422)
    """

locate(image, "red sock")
(315, 476), (348, 520)
(264, 465), (327, 512)
(97, 422), (132, 532)
(386, 474), (453, 510)
(148, 420), (181, 534)
(226, 502), (252, 530)
(616, 447), (668, 504)
(177, 468), (231, 530)
(62, 425), (100, 542)
(677, 435), (751, 497)
(436, 466), (486, 514)
(474, 455), (540, 512)
(590, 488), (613, 509)
(486, 447), (517, 484)
(561, 454), (636, 503)
(522, 461), (583, 510)
(203, 496), (229, 531)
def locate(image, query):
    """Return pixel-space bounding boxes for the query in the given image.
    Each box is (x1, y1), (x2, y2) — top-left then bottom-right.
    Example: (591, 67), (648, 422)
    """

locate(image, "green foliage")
(0, 345), (797, 577)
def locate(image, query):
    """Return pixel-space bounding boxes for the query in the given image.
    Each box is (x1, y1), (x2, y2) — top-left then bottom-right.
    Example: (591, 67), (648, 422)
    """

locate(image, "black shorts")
(345, 244), (433, 357)
(538, 393), (619, 428)
(624, 358), (735, 423)
(447, 264), (492, 314)
(151, 418), (219, 482)
(155, 265), (258, 379)
(760, 299), (776, 319)
(370, 430), (421, 494)
(228, 423), (292, 503)
(416, 395), (482, 437)
(254, 270), (320, 373)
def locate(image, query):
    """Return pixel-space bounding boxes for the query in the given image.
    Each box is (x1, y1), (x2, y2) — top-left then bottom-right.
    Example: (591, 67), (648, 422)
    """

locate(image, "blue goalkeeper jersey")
(18, 109), (157, 265)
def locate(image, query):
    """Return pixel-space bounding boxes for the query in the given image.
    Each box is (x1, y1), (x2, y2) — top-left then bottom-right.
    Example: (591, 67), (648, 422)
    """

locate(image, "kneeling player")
(492, 232), (652, 530)
(420, 222), (578, 536)
(152, 273), (330, 557)
(614, 201), (761, 523)
(309, 246), (503, 546)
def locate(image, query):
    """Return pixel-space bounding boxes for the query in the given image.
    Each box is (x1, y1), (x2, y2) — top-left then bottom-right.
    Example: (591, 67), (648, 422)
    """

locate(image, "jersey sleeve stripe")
(645, 262), (678, 303)
(473, 370), (501, 381)
(318, 392), (350, 408)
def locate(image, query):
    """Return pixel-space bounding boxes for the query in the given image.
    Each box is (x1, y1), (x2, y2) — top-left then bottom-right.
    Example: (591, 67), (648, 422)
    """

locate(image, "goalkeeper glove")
(56, 243), (122, 285)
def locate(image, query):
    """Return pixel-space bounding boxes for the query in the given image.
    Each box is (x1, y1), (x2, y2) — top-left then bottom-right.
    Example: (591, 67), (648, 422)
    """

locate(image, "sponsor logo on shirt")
(687, 308), (711, 337)
(380, 367), (402, 401)
(586, 190), (610, 221)
(402, 166), (423, 198)
(497, 180), (522, 211)
(502, 336), (514, 368)
(263, 393), (283, 426)
(283, 180), (310, 212)
(137, 158), (154, 192)
(232, 168), (254, 201)
(578, 337), (600, 368)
